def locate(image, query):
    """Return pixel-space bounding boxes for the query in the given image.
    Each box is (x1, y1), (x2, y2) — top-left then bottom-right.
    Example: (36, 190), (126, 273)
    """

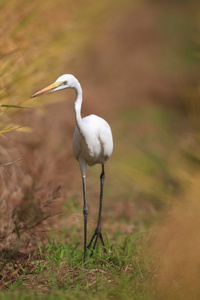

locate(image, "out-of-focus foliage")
(0, 0), (200, 298)
(151, 174), (200, 300)
(0, 0), (133, 131)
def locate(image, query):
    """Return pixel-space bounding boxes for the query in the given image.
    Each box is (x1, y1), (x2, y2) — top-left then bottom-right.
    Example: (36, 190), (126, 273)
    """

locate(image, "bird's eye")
(63, 81), (67, 85)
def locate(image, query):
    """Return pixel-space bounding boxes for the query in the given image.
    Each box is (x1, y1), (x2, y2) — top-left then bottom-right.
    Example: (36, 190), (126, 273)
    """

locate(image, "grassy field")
(1, 0), (200, 299)
(0, 234), (150, 299)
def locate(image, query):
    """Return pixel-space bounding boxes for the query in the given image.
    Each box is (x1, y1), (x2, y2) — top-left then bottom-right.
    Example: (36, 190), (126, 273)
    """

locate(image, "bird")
(31, 74), (113, 264)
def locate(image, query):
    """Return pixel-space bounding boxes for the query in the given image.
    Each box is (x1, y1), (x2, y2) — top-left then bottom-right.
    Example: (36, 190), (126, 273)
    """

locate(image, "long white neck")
(74, 81), (85, 135)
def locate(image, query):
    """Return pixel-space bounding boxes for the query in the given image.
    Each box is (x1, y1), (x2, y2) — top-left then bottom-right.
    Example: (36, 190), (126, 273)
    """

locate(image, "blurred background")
(1, 0), (200, 297)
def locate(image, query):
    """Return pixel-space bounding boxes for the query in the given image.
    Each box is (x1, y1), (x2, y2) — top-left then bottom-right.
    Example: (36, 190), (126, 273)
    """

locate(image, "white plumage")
(31, 74), (113, 264)
(73, 114), (113, 169)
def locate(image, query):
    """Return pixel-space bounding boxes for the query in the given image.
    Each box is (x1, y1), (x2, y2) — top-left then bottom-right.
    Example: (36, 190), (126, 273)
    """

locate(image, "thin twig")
(0, 158), (25, 168)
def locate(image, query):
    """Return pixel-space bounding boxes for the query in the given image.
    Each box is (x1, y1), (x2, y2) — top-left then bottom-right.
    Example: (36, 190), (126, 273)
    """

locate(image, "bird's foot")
(87, 228), (106, 256)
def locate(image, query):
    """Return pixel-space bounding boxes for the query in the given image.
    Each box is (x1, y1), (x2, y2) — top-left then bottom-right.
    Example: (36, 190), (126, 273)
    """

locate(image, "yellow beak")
(31, 81), (61, 98)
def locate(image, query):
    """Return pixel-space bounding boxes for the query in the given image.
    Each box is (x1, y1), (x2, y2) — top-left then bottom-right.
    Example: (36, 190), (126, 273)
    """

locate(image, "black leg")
(82, 175), (88, 265)
(88, 165), (105, 252)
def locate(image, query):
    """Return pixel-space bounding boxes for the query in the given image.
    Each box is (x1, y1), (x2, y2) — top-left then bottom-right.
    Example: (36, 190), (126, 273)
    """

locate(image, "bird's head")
(31, 74), (78, 98)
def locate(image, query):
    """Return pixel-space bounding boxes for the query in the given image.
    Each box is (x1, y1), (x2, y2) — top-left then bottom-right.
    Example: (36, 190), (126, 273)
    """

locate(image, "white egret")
(31, 74), (113, 263)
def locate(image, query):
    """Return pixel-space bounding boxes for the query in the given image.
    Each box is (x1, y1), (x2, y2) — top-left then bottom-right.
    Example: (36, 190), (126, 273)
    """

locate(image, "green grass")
(0, 234), (152, 299)
(2, 206), (200, 300)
